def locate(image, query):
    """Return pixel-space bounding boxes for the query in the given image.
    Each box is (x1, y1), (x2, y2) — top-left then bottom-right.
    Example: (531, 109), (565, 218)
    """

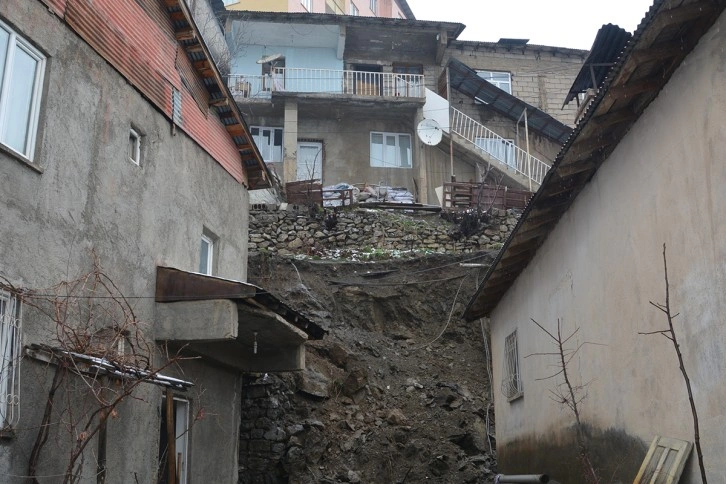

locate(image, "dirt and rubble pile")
(242, 251), (499, 483)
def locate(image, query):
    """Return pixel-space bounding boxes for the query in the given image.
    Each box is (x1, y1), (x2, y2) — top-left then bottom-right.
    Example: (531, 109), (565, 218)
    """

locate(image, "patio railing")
(228, 68), (425, 99)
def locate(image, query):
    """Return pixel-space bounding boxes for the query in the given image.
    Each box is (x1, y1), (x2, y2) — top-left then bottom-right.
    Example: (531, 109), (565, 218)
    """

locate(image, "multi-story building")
(0, 0), (320, 481)
(224, 0), (414, 18)
(223, 12), (586, 204)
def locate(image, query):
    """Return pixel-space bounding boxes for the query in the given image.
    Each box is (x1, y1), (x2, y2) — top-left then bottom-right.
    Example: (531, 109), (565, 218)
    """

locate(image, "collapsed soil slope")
(246, 252), (499, 483)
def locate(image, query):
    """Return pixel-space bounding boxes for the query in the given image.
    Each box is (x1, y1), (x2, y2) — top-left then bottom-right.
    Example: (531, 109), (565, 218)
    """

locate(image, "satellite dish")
(417, 118), (443, 146)
(257, 53), (285, 64)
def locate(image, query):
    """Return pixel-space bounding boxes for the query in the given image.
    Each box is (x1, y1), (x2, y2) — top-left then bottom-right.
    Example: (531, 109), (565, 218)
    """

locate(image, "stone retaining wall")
(248, 207), (521, 257)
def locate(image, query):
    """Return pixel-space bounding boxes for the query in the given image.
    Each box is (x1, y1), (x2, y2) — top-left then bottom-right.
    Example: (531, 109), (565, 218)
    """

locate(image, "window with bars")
(0, 290), (21, 428)
(0, 19), (46, 161)
(502, 330), (523, 401)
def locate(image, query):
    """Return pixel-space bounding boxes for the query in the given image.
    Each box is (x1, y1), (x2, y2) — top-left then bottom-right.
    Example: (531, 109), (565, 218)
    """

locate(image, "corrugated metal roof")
(563, 24), (632, 107)
(464, 0), (726, 321)
(448, 58), (573, 145)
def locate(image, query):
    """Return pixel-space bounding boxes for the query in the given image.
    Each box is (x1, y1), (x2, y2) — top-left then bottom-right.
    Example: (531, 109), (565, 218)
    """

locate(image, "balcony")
(228, 68), (425, 100)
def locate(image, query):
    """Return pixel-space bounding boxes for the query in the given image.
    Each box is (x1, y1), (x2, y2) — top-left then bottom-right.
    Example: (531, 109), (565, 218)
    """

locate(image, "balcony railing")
(228, 68), (425, 99)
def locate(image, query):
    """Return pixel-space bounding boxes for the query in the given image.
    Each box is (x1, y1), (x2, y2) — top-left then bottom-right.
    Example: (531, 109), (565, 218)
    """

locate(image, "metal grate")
(172, 88), (183, 126)
(0, 290), (21, 428)
(502, 330), (522, 400)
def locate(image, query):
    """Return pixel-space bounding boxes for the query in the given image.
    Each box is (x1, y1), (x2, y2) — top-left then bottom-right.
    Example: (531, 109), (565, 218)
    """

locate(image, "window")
(199, 233), (214, 275)
(128, 128), (141, 165)
(301, 0), (312, 11)
(0, 20), (46, 161)
(370, 0), (377, 15)
(502, 330), (523, 401)
(370, 132), (411, 168)
(0, 290), (21, 428)
(250, 126), (283, 163)
(158, 397), (190, 484)
(350, 3), (359, 15)
(476, 70), (512, 94)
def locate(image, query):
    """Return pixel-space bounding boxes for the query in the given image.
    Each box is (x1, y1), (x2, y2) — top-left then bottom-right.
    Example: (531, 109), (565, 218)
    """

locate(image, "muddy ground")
(247, 251), (499, 483)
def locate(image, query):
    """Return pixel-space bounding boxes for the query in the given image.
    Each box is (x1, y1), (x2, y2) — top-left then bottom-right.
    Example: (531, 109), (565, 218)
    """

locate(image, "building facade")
(0, 0), (318, 482)
(465, 1), (726, 481)
(224, 12), (584, 204)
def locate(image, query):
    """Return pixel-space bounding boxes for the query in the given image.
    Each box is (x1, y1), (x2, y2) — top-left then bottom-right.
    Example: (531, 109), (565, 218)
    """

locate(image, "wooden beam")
(169, 11), (185, 22)
(175, 28), (196, 42)
(225, 124), (245, 138)
(210, 97), (229, 108)
(162, 0), (179, 7)
(606, 79), (660, 99)
(556, 158), (598, 178)
(590, 108), (636, 129)
(652, 2), (716, 31)
(514, 223), (553, 242)
(630, 41), (683, 64)
(184, 44), (204, 53)
(569, 133), (615, 159)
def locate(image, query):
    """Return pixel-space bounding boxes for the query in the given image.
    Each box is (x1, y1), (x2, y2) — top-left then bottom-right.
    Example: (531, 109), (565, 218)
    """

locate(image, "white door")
(297, 142), (322, 181)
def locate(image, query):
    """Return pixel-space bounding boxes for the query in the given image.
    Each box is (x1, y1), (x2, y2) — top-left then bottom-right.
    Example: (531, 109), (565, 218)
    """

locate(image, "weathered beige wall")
(489, 12), (726, 482)
(443, 42), (585, 126)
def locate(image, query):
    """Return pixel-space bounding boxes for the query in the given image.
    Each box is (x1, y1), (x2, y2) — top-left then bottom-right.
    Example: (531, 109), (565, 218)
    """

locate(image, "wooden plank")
(633, 436), (693, 484)
(175, 28), (195, 42)
(225, 124), (245, 138)
(630, 41), (683, 64)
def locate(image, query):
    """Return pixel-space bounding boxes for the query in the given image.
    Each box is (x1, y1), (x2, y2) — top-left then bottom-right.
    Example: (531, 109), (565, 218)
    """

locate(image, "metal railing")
(450, 107), (551, 188)
(227, 68), (425, 99)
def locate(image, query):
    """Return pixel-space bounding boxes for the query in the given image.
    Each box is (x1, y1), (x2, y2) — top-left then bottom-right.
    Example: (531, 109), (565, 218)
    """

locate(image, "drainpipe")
(495, 475), (549, 484)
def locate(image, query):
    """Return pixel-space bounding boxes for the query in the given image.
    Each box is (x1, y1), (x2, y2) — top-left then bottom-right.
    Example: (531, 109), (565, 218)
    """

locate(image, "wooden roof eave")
(162, 0), (272, 190)
(463, 0), (726, 322)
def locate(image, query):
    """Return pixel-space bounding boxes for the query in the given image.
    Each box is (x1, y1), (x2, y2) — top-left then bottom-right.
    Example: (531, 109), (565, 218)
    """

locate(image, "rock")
(288, 238), (304, 249)
(347, 470), (362, 483)
(386, 408), (407, 426)
(297, 367), (331, 399)
(429, 456), (450, 477)
(342, 367), (368, 397)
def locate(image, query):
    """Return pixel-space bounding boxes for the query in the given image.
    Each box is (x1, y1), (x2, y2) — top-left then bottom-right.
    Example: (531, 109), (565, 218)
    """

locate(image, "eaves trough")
(155, 267), (325, 372)
(464, 0), (726, 321)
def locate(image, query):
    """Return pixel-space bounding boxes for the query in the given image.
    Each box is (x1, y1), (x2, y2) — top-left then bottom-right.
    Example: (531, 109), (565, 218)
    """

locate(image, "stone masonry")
(248, 207), (521, 257)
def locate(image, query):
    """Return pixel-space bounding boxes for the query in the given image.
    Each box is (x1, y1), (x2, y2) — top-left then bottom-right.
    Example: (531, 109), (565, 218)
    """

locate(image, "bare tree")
(0, 253), (191, 483)
(639, 243), (707, 483)
(526, 318), (602, 483)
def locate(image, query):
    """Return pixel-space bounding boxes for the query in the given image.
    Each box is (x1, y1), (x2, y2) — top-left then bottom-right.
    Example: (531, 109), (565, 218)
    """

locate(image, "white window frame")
(370, 132), (412, 169)
(476, 70), (512, 94)
(350, 3), (359, 15)
(199, 233), (214, 275)
(250, 126), (283, 163)
(301, 0), (313, 11)
(0, 290), (21, 429)
(370, 0), (377, 15)
(502, 330), (523, 401)
(0, 19), (46, 161)
(129, 128), (141, 165)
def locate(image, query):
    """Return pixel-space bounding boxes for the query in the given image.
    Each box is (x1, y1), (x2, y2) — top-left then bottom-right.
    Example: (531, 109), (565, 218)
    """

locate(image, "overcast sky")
(406, 0), (655, 50)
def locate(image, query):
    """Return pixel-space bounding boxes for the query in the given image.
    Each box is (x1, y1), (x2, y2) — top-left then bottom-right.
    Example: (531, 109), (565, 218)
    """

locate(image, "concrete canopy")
(154, 267), (324, 371)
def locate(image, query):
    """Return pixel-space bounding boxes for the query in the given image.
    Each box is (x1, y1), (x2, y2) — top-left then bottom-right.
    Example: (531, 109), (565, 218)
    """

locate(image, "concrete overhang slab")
(155, 299), (308, 371)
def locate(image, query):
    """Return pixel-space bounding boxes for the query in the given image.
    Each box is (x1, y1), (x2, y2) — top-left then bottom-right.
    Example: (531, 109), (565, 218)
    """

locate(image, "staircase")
(449, 107), (551, 191)
(423, 88), (552, 191)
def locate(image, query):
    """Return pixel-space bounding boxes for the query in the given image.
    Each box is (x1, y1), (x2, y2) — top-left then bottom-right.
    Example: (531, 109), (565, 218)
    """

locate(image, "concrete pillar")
(283, 100), (298, 184)
(414, 107), (429, 204)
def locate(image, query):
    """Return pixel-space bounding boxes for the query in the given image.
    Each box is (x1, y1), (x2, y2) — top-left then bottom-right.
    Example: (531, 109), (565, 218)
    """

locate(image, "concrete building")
(223, 0), (414, 18)
(224, 11), (585, 205)
(464, 0), (726, 481)
(0, 0), (321, 482)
